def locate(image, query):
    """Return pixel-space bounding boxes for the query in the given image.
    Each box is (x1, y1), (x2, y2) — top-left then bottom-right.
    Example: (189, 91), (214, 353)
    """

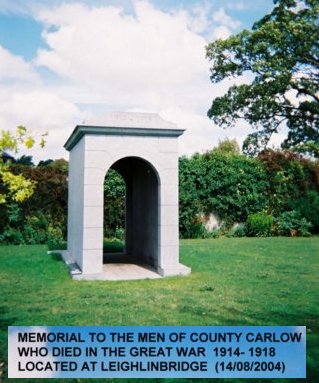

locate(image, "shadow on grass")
(50, 252), (62, 262)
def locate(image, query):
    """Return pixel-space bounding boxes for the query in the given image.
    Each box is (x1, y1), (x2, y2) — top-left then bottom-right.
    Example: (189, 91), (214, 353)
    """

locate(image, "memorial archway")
(64, 112), (190, 280)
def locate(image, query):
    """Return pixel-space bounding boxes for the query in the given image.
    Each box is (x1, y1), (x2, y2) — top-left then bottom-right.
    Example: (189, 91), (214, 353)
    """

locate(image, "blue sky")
(0, 14), (44, 59)
(0, 0), (274, 160)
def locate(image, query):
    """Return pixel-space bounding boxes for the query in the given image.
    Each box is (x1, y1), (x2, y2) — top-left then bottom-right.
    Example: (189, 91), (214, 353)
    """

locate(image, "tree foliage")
(179, 150), (269, 237)
(210, 138), (240, 155)
(0, 126), (47, 203)
(0, 161), (67, 245)
(206, 0), (319, 157)
(15, 163), (68, 224)
(258, 149), (319, 229)
(104, 169), (126, 238)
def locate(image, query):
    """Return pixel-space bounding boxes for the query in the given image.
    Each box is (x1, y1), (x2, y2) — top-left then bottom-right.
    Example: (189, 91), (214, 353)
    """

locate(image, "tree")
(0, 126), (46, 203)
(206, 0), (319, 157)
(38, 159), (54, 167)
(179, 151), (269, 237)
(210, 138), (240, 155)
(104, 169), (125, 238)
(15, 155), (35, 166)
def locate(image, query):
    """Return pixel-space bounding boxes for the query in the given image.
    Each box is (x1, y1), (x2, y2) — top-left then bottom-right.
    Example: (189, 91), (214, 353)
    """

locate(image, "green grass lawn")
(1, 237), (318, 383)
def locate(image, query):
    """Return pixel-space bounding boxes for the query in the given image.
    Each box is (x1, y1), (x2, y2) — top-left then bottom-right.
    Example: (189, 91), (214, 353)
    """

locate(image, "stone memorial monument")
(64, 112), (190, 280)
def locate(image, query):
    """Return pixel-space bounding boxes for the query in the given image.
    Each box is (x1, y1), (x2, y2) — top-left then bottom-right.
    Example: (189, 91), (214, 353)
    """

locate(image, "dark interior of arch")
(104, 168), (125, 252)
(104, 157), (159, 270)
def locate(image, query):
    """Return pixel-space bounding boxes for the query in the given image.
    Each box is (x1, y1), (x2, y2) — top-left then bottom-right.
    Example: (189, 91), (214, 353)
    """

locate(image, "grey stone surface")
(65, 112), (191, 280)
(74, 263), (163, 281)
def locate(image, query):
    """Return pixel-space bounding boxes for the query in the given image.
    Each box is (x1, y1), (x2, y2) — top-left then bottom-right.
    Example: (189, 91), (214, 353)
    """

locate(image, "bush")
(0, 163), (68, 238)
(23, 214), (51, 244)
(246, 212), (274, 237)
(103, 238), (124, 253)
(227, 223), (247, 237)
(275, 211), (312, 237)
(104, 169), (125, 238)
(290, 190), (319, 233)
(258, 150), (319, 216)
(207, 228), (223, 238)
(179, 157), (203, 238)
(113, 227), (125, 241)
(0, 204), (65, 246)
(0, 226), (24, 244)
(179, 151), (269, 238)
(47, 224), (66, 250)
(184, 222), (208, 239)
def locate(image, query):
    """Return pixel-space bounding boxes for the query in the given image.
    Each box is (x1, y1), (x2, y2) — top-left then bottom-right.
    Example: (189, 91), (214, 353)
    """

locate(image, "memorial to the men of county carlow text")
(63, 112), (191, 280)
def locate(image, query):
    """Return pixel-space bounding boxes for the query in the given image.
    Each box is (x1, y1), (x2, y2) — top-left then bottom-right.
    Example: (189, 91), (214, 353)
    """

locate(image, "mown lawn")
(0, 237), (318, 383)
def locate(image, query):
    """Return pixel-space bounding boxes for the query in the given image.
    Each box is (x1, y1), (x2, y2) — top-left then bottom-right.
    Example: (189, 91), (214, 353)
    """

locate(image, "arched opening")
(103, 156), (159, 270)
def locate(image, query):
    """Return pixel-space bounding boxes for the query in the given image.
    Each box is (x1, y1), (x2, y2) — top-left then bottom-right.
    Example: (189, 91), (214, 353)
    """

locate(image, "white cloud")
(0, 42), (81, 161)
(0, 51), (82, 160)
(160, 106), (253, 156)
(225, 1), (247, 11)
(33, 1), (226, 156)
(183, 1), (213, 35)
(0, 0), (248, 161)
(0, 90), (78, 128)
(212, 7), (241, 29)
(35, 1), (209, 98)
(210, 25), (232, 40)
(0, 45), (39, 83)
(0, 89), (82, 160)
(209, 7), (241, 39)
(161, 107), (221, 154)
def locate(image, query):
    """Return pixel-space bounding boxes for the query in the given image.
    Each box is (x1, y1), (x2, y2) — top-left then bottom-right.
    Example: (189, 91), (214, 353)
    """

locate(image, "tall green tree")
(206, 0), (319, 157)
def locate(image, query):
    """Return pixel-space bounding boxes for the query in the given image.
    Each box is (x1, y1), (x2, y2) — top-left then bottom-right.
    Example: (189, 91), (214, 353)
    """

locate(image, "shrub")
(22, 215), (48, 244)
(227, 223), (247, 237)
(179, 157), (202, 238)
(199, 152), (269, 224)
(207, 228), (223, 238)
(104, 169), (125, 238)
(179, 151), (269, 237)
(246, 212), (274, 237)
(114, 227), (125, 241)
(1, 163), (68, 238)
(275, 211), (312, 237)
(103, 238), (124, 253)
(0, 203), (66, 247)
(258, 150), (319, 216)
(47, 224), (66, 250)
(0, 226), (24, 244)
(185, 222), (208, 239)
(290, 190), (319, 233)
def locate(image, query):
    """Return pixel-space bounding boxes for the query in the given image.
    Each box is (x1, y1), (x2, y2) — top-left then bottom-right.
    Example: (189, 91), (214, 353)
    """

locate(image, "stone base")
(47, 250), (82, 277)
(48, 250), (191, 280)
(72, 263), (162, 281)
(158, 263), (191, 277)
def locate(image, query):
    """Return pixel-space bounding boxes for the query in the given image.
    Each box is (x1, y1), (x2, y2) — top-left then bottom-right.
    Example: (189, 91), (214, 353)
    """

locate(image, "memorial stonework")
(64, 112), (191, 280)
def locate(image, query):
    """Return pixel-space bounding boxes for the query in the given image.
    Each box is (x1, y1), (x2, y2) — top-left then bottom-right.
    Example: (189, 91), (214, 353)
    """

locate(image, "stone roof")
(64, 112), (184, 151)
